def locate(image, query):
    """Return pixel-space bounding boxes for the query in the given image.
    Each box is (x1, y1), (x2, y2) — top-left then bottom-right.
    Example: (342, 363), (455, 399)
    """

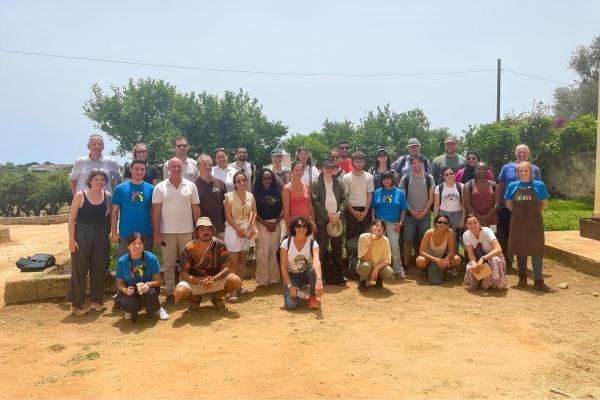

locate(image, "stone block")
(36, 275), (71, 300)
(4, 277), (38, 304)
(580, 218), (600, 241)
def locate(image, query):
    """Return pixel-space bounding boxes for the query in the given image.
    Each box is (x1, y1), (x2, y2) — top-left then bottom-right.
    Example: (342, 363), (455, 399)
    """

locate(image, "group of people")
(66, 133), (553, 321)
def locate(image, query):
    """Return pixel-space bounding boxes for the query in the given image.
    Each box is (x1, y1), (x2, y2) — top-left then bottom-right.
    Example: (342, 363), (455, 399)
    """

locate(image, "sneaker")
(157, 307), (170, 320)
(124, 312), (132, 320)
(210, 296), (227, 311)
(307, 295), (321, 309)
(394, 272), (407, 279)
(112, 293), (122, 311)
(358, 279), (368, 292)
(164, 294), (175, 304)
(375, 277), (383, 288)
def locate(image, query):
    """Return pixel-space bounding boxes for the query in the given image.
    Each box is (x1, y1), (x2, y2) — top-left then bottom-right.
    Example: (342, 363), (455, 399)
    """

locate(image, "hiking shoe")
(157, 307), (170, 320)
(164, 294), (175, 304)
(211, 296), (227, 311)
(124, 312), (132, 320)
(307, 295), (321, 309)
(533, 279), (556, 293)
(358, 279), (368, 292)
(517, 275), (528, 288)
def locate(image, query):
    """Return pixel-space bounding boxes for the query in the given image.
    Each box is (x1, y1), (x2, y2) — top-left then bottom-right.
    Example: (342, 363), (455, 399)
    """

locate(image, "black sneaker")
(164, 294), (175, 304)
(358, 280), (368, 292)
(375, 277), (383, 288)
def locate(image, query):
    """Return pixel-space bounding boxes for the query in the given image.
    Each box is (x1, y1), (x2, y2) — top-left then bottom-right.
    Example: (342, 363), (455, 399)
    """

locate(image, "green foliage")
(544, 198), (593, 231)
(549, 114), (597, 154)
(0, 172), (71, 217)
(553, 36), (599, 118)
(462, 121), (519, 174)
(84, 79), (288, 167)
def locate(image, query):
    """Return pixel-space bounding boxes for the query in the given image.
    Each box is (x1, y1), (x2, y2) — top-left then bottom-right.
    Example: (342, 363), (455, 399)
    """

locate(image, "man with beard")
(229, 146), (254, 191)
(337, 140), (353, 173)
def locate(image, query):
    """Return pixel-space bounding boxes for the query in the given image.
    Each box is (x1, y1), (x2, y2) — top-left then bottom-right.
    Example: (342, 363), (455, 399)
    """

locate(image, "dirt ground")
(1, 224), (600, 399)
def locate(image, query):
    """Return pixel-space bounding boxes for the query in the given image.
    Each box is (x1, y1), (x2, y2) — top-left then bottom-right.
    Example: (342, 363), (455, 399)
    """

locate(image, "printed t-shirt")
(112, 180), (154, 236)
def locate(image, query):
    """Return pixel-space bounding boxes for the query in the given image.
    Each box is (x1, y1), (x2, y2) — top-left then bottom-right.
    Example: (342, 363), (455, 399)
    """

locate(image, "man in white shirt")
(153, 158), (201, 303)
(228, 147), (254, 191)
(69, 134), (122, 194)
(162, 136), (198, 182)
(341, 151), (374, 242)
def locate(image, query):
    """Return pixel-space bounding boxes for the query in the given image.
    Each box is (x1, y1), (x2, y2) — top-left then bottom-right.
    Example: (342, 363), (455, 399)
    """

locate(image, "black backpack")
(402, 173), (433, 194)
(437, 182), (463, 207)
(16, 253), (56, 272)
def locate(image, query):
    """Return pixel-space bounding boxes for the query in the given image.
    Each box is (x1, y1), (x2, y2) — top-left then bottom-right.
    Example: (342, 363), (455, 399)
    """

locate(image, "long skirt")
(463, 256), (506, 290)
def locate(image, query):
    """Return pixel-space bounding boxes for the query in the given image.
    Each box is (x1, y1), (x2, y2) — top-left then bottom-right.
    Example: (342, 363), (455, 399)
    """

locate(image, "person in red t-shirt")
(337, 140), (353, 173)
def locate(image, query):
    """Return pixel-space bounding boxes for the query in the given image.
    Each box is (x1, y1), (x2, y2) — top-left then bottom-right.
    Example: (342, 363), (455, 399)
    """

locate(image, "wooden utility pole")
(496, 59), (501, 122)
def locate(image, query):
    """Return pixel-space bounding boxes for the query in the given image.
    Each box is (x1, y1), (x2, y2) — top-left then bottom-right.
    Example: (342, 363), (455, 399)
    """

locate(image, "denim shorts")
(403, 213), (430, 242)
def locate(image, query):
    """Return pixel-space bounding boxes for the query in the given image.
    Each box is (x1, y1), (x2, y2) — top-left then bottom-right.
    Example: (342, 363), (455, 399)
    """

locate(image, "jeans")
(517, 255), (543, 280)
(383, 220), (404, 274)
(283, 267), (316, 310)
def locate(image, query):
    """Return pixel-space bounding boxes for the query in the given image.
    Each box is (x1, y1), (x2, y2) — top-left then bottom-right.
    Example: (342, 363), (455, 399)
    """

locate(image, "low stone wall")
(542, 152), (595, 198)
(0, 214), (69, 225)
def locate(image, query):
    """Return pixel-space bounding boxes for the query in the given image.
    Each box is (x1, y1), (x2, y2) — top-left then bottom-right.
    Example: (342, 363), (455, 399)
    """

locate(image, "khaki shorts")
(176, 274), (230, 296)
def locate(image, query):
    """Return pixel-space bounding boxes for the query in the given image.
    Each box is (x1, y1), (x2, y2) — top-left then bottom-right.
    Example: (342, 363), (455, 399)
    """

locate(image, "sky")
(0, 1), (598, 164)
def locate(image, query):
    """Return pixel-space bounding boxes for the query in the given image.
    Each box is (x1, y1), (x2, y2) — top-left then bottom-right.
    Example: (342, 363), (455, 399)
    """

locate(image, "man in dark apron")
(506, 183), (554, 293)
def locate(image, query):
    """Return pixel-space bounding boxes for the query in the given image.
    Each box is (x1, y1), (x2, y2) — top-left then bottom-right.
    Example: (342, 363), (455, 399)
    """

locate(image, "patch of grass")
(68, 350), (100, 365)
(544, 198), (593, 231)
(34, 375), (57, 386)
(71, 368), (95, 377)
(48, 344), (65, 352)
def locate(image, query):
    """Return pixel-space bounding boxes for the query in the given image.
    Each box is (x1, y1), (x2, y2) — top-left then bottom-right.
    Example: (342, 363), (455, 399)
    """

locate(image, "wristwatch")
(287, 283), (293, 288)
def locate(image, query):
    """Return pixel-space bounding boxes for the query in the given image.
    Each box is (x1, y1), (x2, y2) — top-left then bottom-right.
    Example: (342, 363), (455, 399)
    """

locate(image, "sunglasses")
(295, 224), (308, 229)
(444, 172), (454, 177)
(436, 220), (450, 225)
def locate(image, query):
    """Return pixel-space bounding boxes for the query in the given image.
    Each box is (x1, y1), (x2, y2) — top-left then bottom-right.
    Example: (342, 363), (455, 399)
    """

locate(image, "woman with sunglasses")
(455, 151), (494, 184)
(224, 171), (258, 302)
(356, 219), (394, 292)
(280, 216), (323, 310)
(416, 213), (462, 284)
(283, 160), (317, 234)
(368, 148), (398, 190)
(116, 232), (168, 323)
(462, 214), (506, 291)
(253, 168), (283, 287)
(433, 167), (465, 235)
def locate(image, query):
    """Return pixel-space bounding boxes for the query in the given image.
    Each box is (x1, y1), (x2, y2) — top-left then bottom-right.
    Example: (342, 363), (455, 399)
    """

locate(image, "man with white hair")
(153, 157), (201, 303)
(69, 134), (122, 194)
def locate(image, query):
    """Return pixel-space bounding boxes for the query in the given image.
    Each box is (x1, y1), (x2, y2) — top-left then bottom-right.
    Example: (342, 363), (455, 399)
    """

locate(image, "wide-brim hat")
(327, 220), (343, 237)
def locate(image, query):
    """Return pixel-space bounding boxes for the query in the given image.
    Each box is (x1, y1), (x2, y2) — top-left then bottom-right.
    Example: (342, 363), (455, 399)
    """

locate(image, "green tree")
(553, 36), (599, 118)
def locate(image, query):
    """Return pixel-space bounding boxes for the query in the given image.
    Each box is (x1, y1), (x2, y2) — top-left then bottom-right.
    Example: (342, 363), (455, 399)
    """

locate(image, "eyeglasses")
(443, 172), (454, 177)
(378, 154), (387, 158)
(136, 150), (148, 154)
(436, 220), (450, 225)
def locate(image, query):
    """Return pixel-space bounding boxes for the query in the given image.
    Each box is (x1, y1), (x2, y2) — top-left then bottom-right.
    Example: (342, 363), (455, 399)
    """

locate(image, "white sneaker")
(124, 312), (132, 320)
(157, 307), (169, 320)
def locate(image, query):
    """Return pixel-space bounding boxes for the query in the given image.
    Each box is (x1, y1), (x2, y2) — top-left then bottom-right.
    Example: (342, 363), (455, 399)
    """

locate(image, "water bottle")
(295, 289), (309, 299)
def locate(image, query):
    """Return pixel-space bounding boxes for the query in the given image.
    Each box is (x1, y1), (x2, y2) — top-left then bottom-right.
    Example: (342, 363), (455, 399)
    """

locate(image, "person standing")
(195, 154), (227, 240)
(433, 167), (465, 234)
(265, 148), (291, 189)
(228, 147), (254, 191)
(505, 161), (554, 293)
(430, 136), (466, 185)
(369, 149), (398, 190)
(327, 148), (345, 178)
(391, 138), (431, 180)
(69, 134), (122, 194)
(123, 143), (160, 185)
(67, 169), (112, 315)
(295, 146), (320, 186)
(111, 160), (154, 257)
(283, 160), (317, 233)
(341, 151), (375, 243)
(152, 158), (201, 303)
(212, 148), (236, 192)
(497, 144), (542, 267)
(371, 171), (408, 278)
(463, 161), (498, 227)
(399, 155), (435, 269)
(337, 140), (353, 173)
(312, 158), (347, 285)
(454, 151), (493, 184)
(162, 136), (198, 182)
(253, 168), (283, 287)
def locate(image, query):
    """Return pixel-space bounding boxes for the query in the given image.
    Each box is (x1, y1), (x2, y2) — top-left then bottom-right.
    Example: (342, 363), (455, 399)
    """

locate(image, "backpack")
(437, 182), (463, 207)
(16, 253), (56, 272)
(402, 173), (433, 194)
(276, 236), (315, 267)
(393, 155), (430, 175)
(466, 179), (497, 195)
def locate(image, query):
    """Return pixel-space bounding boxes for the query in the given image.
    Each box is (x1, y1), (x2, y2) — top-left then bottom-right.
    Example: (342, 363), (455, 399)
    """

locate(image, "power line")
(0, 48), (496, 78)
(502, 68), (566, 85)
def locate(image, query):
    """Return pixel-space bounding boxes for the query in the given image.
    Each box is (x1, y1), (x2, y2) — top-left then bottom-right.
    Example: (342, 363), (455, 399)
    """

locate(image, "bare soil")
(1, 224), (600, 399)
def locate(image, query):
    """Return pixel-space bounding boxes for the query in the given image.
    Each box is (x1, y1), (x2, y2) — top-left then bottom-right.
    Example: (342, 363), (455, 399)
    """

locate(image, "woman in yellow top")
(224, 171), (257, 302)
(357, 219), (394, 292)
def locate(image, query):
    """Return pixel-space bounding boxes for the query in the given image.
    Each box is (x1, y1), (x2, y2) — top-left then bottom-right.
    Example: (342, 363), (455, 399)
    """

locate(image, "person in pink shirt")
(455, 151), (494, 183)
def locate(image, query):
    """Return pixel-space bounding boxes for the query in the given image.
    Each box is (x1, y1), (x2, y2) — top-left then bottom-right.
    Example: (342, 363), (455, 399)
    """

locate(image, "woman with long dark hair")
(368, 148), (397, 190)
(455, 151), (494, 183)
(416, 213), (462, 284)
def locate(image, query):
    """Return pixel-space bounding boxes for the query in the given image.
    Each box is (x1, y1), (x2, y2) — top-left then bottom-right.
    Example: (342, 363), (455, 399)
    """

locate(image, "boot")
(533, 279), (556, 293)
(517, 274), (527, 288)
(375, 276), (383, 288)
(358, 279), (368, 292)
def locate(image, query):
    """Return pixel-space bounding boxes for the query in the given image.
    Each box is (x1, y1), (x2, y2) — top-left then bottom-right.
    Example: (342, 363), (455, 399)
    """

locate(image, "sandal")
(211, 296), (227, 311)
(71, 306), (88, 316)
(90, 304), (106, 312)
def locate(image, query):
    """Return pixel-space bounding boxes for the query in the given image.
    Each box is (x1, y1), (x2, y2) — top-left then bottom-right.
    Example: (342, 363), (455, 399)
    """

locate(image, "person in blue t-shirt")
(496, 144), (541, 267)
(371, 171), (409, 278)
(115, 232), (169, 323)
(504, 161), (554, 293)
(110, 159), (155, 257)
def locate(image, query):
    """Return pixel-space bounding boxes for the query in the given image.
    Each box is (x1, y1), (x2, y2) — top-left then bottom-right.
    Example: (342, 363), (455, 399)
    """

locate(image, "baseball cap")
(445, 136), (458, 144)
(407, 138), (421, 147)
(195, 217), (214, 228)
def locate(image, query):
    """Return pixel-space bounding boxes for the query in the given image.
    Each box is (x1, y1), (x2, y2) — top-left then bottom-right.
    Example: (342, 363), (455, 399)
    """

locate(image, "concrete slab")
(545, 231), (600, 277)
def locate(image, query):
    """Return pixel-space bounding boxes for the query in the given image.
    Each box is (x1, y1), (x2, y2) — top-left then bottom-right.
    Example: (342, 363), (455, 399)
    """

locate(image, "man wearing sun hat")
(391, 138), (431, 179)
(431, 136), (466, 185)
(173, 217), (242, 312)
